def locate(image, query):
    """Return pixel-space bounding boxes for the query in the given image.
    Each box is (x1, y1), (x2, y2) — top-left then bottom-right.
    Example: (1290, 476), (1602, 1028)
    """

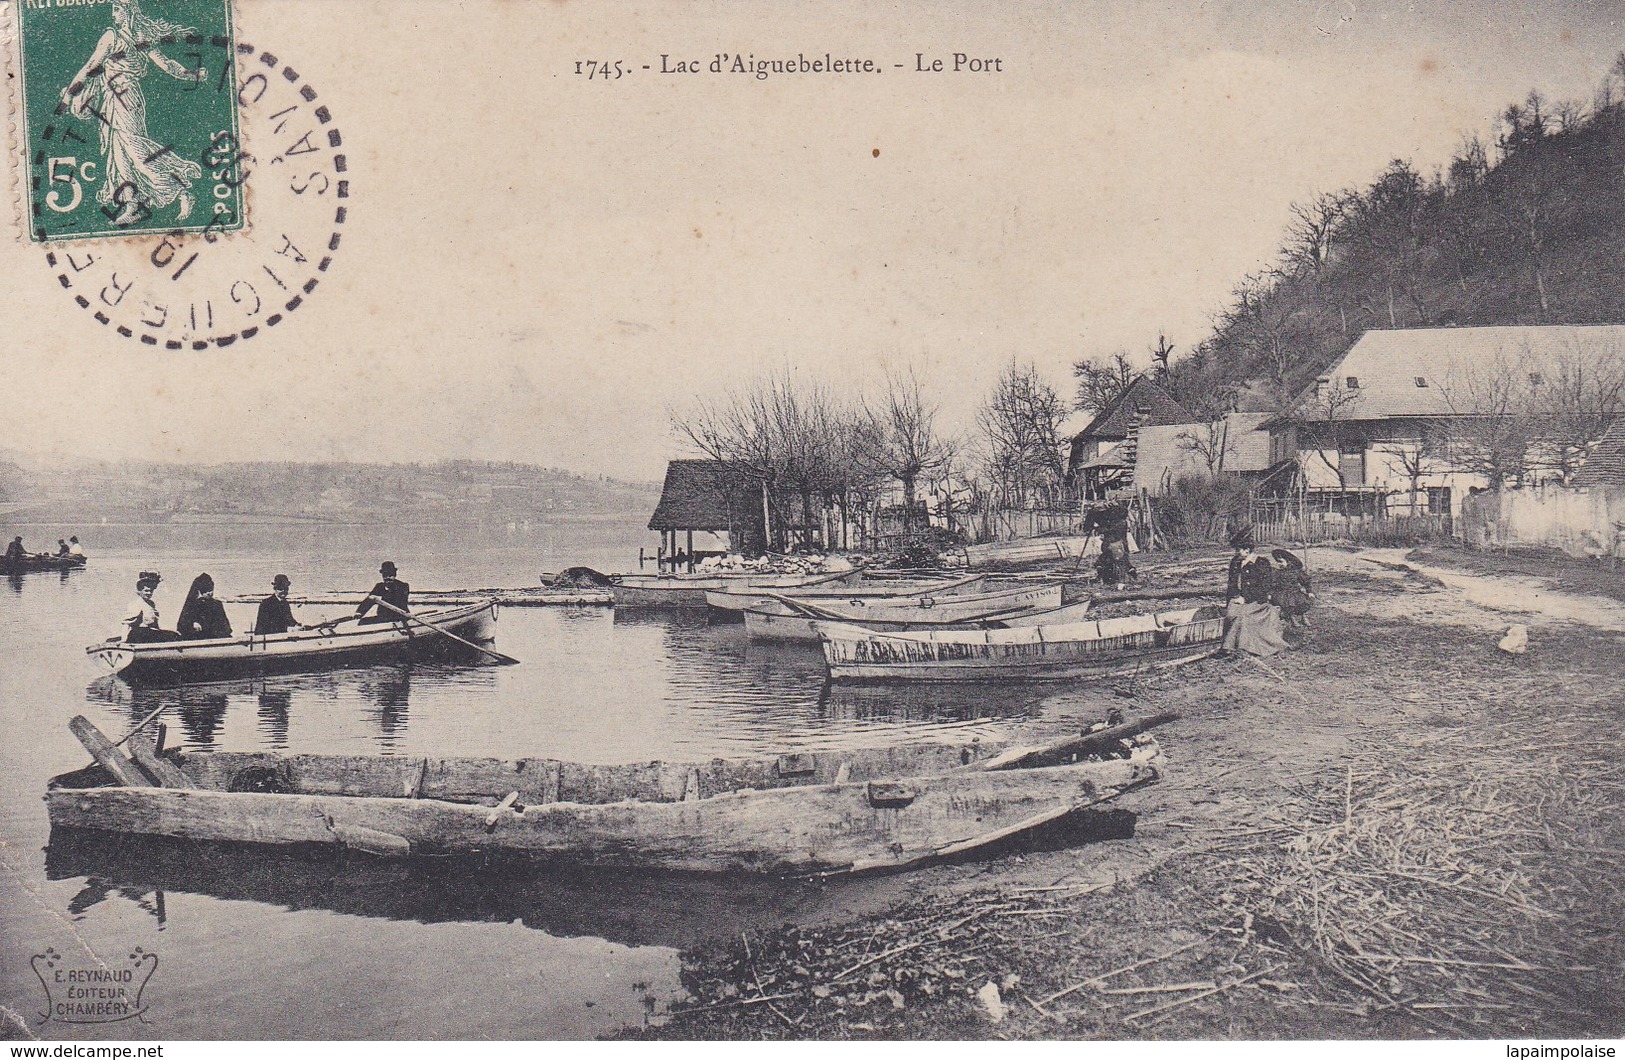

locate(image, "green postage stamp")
(12, 0), (243, 243)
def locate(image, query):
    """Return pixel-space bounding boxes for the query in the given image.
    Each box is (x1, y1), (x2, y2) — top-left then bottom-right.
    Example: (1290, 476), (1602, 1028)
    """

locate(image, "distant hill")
(0, 458), (661, 527)
(1156, 62), (1625, 414)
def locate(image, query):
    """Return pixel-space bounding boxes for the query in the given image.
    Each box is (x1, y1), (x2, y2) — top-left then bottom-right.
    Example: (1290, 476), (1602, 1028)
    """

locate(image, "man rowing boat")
(355, 561), (411, 625)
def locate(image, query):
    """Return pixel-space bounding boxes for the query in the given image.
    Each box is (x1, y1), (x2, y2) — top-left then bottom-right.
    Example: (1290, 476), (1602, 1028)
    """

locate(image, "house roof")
(648, 460), (752, 531)
(1297, 325), (1625, 421)
(1574, 419), (1625, 487)
(1075, 376), (1194, 441)
(1133, 414), (1275, 491)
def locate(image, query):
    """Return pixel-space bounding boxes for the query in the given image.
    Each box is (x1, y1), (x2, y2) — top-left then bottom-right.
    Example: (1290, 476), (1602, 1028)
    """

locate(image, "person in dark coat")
(5, 537), (26, 565)
(254, 574), (311, 635)
(1083, 501), (1136, 588)
(1270, 548), (1314, 636)
(176, 573), (232, 639)
(355, 561), (410, 624)
(1225, 525), (1254, 599)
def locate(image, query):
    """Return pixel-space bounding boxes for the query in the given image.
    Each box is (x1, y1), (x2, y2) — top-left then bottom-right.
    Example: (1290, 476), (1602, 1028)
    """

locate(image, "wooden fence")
(1247, 505), (1452, 547)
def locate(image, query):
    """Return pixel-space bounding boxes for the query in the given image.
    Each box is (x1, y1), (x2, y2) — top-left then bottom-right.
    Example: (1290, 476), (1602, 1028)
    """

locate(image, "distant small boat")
(962, 536), (1099, 568)
(49, 716), (1165, 876)
(819, 605), (1227, 682)
(1, 552), (87, 575)
(608, 568), (860, 608)
(763, 582), (1065, 626)
(85, 601), (498, 683)
(702, 572), (988, 614)
(743, 598), (1096, 644)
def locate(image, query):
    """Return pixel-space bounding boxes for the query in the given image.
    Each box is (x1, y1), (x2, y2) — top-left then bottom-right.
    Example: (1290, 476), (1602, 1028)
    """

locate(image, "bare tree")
(857, 369), (954, 518)
(1525, 336), (1625, 482)
(1149, 334), (1176, 376)
(1174, 418), (1236, 476)
(979, 361), (1070, 510)
(1283, 189), (1351, 277)
(1374, 432), (1445, 510)
(1433, 353), (1541, 489)
(1294, 379), (1366, 488)
(1072, 351), (1136, 414)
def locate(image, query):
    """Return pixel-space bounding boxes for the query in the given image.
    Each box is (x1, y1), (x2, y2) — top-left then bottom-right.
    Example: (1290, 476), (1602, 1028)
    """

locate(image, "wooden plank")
(68, 716), (151, 788)
(484, 791), (520, 830)
(980, 713), (1178, 772)
(124, 732), (197, 789)
(329, 820), (411, 856)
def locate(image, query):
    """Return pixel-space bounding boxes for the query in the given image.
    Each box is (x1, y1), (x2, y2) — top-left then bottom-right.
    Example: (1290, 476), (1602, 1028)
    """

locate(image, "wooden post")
(686, 530), (694, 573)
(125, 731), (197, 789)
(69, 715), (151, 787)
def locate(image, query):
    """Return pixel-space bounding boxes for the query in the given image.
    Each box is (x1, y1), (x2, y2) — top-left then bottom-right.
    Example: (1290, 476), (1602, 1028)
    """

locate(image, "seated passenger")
(177, 573), (233, 639)
(118, 571), (181, 643)
(254, 574), (312, 635)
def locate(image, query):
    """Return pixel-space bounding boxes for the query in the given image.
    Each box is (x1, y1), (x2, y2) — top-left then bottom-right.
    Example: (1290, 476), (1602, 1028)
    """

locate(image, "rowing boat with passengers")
(742, 598), (1096, 644)
(85, 600), (499, 683)
(819, 605), (1228, 682)
(49, 714), (1169, 875)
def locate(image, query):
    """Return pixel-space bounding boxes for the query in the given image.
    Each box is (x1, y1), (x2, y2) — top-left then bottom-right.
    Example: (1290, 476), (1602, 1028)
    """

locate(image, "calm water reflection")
(0, 524), (1070, 1039)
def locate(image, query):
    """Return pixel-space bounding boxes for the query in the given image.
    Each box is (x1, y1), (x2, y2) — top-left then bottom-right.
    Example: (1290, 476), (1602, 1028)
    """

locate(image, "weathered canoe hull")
(703, 574), (988, 614)
(743, 599), (1096, 644)
(776, 583), (1065, 626)
(85, 602), (498, 683)
(46, 743), (1157, 875)
(47, 759), (1154, 875)
(963, 536), (1098, 567)
(820, 608), (1227, 682)
(609, 570), (859, 608)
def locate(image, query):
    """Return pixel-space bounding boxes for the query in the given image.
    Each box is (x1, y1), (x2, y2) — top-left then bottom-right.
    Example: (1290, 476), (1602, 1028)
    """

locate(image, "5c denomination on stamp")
(14, 0), (244, 243)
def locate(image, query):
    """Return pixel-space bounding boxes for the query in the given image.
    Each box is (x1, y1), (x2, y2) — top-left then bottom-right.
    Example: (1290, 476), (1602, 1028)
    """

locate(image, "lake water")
(0, 521), (1061, 1039)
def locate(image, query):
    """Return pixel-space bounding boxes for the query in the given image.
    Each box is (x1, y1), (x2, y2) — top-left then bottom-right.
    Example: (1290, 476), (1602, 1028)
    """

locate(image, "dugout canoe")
(85, 601), (499, 683)
(702, 572), (988, 615)
(819, 605), (1228, 682)
(47, 718), (1163, 876)
(1, 552), (87, 575)
(743, 598), (1096, 644)
(608, 568), (861, 608)
(764, 582), (1065, 626)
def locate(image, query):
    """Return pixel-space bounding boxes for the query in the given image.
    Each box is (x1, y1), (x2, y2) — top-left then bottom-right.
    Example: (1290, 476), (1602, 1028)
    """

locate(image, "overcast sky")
(3, 0), (1620, 481)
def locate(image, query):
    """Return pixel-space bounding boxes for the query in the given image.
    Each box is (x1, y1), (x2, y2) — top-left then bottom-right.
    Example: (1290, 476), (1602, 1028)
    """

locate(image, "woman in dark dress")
(176, 573), (232, 640)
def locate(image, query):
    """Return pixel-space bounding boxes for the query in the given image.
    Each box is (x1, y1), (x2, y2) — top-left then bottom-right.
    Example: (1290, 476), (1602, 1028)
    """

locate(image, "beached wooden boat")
(608, 568), (861, 608)
(702, 572), (988, 615)
(819, 605), (1227, 682)
(763, 582), (1064, 627)
(85, 601), (499, 683)
(743, 598), (1096, 644)
(48, 717), (1164, 876)
(1, 552), (87, 575)
(962, 535), (1098, 567)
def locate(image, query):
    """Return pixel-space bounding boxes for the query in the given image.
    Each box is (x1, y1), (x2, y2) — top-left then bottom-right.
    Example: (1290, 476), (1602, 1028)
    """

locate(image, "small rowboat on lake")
(743, 598), (1096, 644)
(819, 605), (1227, 682)
(607, 568), (861, 608)
(48, 715), (1166, 876)
(1, 552), (87, 575)
(85, 601), (498, 683)
(961, 535), (1099, 568)
(702, 572), (988, 615)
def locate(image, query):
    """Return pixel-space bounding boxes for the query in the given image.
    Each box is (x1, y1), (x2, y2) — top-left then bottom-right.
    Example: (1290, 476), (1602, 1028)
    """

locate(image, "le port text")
(571, 52), (1004, 81)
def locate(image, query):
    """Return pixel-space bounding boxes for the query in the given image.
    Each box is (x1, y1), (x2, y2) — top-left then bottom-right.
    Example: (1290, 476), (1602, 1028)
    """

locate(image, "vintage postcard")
(1, 0), (1622, 1050)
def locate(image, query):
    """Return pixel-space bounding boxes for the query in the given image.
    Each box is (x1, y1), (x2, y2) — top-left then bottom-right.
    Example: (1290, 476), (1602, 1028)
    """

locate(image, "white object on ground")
(1497, 624), (1529, 654)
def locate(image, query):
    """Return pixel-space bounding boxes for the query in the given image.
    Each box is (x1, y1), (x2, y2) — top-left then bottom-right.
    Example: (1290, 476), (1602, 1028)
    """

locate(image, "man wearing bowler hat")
(254, 574), (313, 635)
(355, 561), (411, 625)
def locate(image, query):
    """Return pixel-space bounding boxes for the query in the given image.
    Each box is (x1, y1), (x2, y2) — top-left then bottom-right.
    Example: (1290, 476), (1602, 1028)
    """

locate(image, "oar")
(369, 597), (519, 665)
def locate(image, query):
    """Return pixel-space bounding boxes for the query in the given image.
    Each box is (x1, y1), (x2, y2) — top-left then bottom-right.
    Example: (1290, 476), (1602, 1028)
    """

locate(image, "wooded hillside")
(1083, 57), (1625, 417)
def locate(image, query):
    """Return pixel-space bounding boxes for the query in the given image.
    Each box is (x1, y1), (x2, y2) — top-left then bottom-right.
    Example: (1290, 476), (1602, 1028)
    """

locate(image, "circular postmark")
(39, 39), (349, 349)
